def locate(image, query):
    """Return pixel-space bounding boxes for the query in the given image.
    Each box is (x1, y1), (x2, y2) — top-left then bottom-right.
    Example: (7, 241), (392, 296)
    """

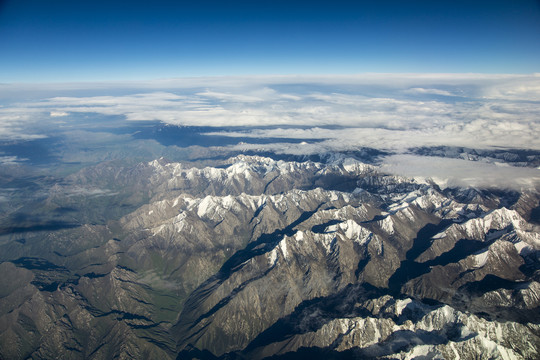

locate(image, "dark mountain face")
(0, 153), (539, 359)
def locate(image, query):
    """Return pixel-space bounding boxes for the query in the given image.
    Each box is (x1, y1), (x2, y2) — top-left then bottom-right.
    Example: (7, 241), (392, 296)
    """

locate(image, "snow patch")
(473, 249), (489, 268)
(315, 233), (336, 254)
(431, 232), (446, 240)
(197, 196), (215, 218)
(267, 248), (278, 266)
(379, 216), (395, 235)
(395, 298), (413, 316)
(332, 220), (373, 245)
(405, 345), (442, 360)
(279, 238), (289, 259)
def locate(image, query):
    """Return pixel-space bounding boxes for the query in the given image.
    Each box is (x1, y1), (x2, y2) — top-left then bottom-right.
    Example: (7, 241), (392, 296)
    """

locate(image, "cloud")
(403, 87), (458, 97)
(195, 87), (291, 103)
(53, 186), (118, 198)
(210, 116), (540, 152)
(380, 154), (540, 190)
(49, 111), (68, 117)
(0, 155), (28, 165)
(0, 112), (48, 140)
(1, 74), (538, 191)
(0, 74), (538, 152)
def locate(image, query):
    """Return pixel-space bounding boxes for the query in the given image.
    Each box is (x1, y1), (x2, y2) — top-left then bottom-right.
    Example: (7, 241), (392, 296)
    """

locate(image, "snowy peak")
(16, 153), (539, 360)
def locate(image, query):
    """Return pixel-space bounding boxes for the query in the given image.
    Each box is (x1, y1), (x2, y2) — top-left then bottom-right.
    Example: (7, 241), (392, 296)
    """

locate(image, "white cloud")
(49, 111), (69, 117)
(0, 74), (538, 152)
(380, 154), (540, 190)
(209, 116), (540, 151)
(0, 112), (48, 140)
(1, 74), (538, 191)
(64, 187), (118, 197)
(195, 87), (290, 103)
(0, 155), (28, 165)
(403, 87), (458, 96)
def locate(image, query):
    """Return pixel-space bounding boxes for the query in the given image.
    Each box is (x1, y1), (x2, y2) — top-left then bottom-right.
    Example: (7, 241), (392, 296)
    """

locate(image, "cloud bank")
(381, 154), (540, 190)
(2, 73), (538, 149)
(1, 74), (539, 189)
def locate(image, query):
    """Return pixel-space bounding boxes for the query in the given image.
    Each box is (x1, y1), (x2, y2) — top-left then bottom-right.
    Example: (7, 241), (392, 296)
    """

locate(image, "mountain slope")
(0, 154), (539, 359)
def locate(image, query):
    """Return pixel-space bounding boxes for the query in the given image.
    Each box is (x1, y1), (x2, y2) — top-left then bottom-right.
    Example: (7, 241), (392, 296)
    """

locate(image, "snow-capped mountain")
(0, 154), (539, 359)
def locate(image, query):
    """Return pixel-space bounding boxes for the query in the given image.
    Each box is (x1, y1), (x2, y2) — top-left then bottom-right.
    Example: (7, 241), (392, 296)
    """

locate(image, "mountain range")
(0, 152), (539, 359)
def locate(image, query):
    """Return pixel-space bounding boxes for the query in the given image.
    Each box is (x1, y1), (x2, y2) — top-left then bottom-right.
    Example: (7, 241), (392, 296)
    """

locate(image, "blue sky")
(1, 0), (540, 82)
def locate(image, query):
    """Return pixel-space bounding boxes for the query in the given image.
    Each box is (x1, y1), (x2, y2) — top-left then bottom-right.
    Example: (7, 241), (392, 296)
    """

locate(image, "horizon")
(2, 71), (540, 85)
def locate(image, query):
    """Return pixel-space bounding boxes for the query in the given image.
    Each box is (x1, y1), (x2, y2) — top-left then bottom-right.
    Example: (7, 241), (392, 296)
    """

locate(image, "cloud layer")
(1, 74), (539, 189)
(381, 154), (540, 190)
(2, 73), (538, 149)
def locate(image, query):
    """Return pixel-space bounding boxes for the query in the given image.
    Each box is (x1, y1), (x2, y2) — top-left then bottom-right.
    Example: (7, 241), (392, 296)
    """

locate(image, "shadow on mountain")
(387, 220), (455, 294)
(11, 257), (69, 272)
(11, 257), (73, 292)
(459, 274), (530, 296)
(519, 249), (540, 277)
(0, 220), (79, 235)
(174, 205), (335, 345)
(529, 204), (540, 224)
(243, 284), (385, 353)
(179, 323), (475, 359)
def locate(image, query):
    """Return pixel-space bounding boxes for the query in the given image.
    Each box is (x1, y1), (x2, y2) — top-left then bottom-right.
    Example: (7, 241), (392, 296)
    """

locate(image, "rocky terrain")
(0, 153), (539, 359)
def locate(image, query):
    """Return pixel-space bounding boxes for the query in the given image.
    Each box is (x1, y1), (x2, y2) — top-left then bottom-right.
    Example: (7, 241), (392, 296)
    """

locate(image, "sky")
(1, 0), (540, 82)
